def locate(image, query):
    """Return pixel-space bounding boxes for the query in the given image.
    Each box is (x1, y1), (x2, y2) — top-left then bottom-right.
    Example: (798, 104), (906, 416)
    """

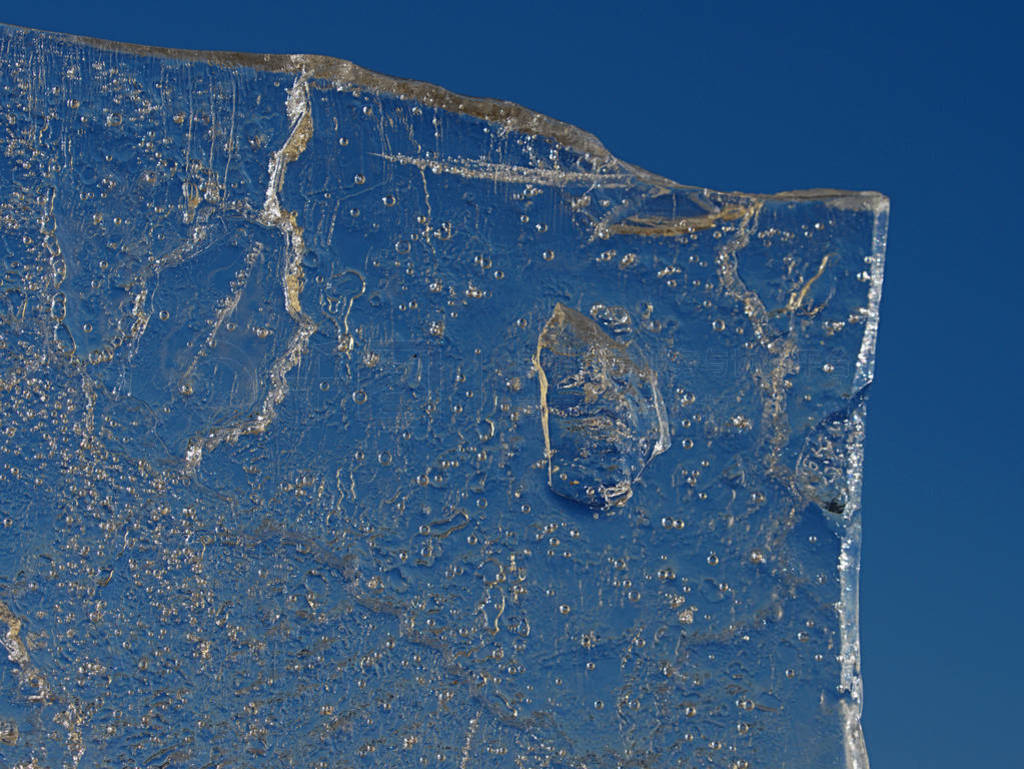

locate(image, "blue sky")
(5, 2), (1022, 766)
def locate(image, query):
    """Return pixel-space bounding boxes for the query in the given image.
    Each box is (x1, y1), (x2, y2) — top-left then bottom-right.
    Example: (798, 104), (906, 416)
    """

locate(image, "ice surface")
(535, 303), (670, 509)
(0, 24), (886, 769)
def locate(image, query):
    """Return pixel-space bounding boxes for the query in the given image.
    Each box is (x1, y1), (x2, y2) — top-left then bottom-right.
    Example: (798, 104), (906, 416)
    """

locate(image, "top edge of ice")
(1, 22), (887, 210)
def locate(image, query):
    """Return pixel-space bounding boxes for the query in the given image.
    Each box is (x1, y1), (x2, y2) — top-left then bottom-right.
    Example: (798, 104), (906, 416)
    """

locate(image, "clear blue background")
(5, 2), (1021, 766)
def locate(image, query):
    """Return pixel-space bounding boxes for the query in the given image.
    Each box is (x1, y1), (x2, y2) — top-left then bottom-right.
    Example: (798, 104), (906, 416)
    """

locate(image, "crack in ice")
(185, 73), (318, 470)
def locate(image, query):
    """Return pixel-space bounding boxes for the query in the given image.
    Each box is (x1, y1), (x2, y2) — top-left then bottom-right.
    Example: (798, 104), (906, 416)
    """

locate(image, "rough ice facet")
(535, 302), (669, 508)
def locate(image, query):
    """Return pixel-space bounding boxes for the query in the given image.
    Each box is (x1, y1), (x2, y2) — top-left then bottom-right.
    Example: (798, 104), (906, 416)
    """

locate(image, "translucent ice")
(535, 302), (669, 508)
(0, 23), (886, 769)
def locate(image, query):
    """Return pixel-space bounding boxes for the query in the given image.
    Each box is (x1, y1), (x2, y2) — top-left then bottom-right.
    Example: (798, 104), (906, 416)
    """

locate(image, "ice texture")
(535, 303), (670, 508)
(0, 23), (886, 769)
